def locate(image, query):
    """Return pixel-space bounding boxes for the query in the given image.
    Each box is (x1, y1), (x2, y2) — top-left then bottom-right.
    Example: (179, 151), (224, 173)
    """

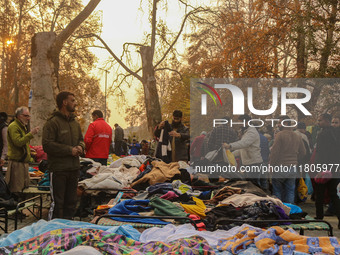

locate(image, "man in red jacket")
(84, 110), (112, 165)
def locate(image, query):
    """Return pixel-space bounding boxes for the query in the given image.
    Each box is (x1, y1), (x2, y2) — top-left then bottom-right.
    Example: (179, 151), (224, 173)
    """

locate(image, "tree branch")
(154, 7), (205, 68)
(155, 67), (183, 80)
(87, 33), (143, 82)
(150, 0), (158, 60)
(54, 0), (101, 54)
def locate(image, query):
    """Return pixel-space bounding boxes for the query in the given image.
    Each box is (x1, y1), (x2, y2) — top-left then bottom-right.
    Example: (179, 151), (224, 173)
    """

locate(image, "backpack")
(0, 173), (18, 210)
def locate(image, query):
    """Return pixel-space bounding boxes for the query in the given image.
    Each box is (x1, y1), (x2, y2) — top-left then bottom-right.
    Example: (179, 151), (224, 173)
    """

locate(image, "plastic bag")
(205, 148), (221, 161)
(223, 149), (236, 166)
(304, 173), (313, 195)
(314, 171), (332, 184)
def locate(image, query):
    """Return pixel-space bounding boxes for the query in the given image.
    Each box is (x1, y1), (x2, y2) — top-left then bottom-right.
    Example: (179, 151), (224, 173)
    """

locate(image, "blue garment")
(272, 178), (296, 204)
(38, 171), (50, 191)
(259, 133), (270, 163)
(305, 173), (313, 195)
(257, 176), (268, 191)
(147, 183), (174, 195)
(199, 191), (212, 200)
(108, 199), (169, 225)
(283, 203), (303, 214)
(134, 164), (152, 183)
(129, 143), (141, 155)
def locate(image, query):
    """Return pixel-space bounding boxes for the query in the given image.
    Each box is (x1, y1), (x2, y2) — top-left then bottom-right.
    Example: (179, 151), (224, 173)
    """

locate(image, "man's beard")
(66, 104), (75, 112)
(172, 121), (181, 128)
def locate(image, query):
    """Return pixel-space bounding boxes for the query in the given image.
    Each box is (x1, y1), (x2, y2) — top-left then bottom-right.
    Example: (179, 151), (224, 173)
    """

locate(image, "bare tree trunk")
(301, 0), (337, 119)
(318, 0), (337, 77)
(294, 0), (306, 78)
(30, 0), (101, 145)
(30, 32), (58, 145)
(140, 46), (162, 134)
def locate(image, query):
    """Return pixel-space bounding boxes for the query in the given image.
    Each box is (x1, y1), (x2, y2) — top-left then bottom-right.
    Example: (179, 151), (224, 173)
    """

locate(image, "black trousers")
(91, 158), (107, 166)
(114, 141), (122, 156)
(49, 170), (79, 220)
(315, 178), (340, 220)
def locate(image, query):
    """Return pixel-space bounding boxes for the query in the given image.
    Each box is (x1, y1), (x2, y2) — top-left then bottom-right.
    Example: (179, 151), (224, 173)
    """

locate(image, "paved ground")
(297, 198), (340, 238)
(2, 195), (339, 239)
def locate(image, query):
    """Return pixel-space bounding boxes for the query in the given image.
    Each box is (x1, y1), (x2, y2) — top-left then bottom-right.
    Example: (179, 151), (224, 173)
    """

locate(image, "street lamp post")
(99, 68), (110, 121)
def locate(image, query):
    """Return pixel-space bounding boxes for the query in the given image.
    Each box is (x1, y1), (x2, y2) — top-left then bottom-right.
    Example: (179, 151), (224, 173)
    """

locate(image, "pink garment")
(30, 145), (47, 162)
(188, 214), (206, 231)
(160, 191), (179, 201)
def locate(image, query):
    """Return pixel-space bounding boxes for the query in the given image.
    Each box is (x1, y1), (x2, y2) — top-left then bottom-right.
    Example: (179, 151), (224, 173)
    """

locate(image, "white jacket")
(230, 127), (263, 165)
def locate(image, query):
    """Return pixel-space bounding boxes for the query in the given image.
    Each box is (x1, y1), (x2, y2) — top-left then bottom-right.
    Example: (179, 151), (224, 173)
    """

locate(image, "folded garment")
(149, 197), (187, 218)
(219, 193), (291, 215)
(160, 191), (179, 201)
(147, 183), (174, 195)
(131, 161), (180, 188)
(108, 199), (169, 225)
(172, 180), (201, 197)
(180, 197), (206, 219)
(283, 203), (303, 214)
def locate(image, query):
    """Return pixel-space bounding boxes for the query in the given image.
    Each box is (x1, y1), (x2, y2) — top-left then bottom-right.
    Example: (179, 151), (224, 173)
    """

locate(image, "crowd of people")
(0, 90), (339, 229)
(190, 113), (340, 229)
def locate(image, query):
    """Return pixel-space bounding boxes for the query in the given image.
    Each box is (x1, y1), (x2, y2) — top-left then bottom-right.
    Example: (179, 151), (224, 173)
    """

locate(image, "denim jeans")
(257, 162), (268, 190)
(258, 175), (268, 191)
(272, 178), (296, 204)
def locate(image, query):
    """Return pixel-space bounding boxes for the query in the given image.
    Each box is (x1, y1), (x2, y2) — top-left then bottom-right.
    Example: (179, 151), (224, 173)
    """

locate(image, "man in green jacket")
(42, 91), (85, 220)
(6, 107), (39, 194)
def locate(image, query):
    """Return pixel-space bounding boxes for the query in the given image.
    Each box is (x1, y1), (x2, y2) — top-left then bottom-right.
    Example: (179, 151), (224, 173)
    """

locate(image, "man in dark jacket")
(154, 110), (189, 162)
(0, 112), (8, 171)
(314, 113), (340, 229)
(42, 91), (85, 220)
(114, 123), (124, 156)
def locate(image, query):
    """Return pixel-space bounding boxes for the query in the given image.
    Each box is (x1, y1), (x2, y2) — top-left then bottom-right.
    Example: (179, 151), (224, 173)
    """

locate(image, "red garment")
(139, 164), (146, 172)
(84, 118), (112, 159)
(30, 145), (47, 162)
(190, 134), (206, 158)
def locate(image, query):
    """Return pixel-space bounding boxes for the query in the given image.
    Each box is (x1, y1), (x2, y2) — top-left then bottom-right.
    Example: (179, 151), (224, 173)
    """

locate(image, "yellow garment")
(111, 154), (121, 161)
(297, 178), (308, 202)
(178, 184), (191, 194)
(180, 197), (206, 219)
(171, 128), (177, 162)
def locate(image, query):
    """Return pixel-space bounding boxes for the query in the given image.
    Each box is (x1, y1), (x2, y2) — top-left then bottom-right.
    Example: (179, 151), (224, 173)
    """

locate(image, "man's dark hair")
(238, 114), (251, 122)
(278, 115), (291, 126)
(0, 112), (8, 122)
(114, 123), (118, 127)
(56, 91), (74, 110)
(173, 110), (183, 118)
(321, 113), (332, 123)
(297, 122), (306, 129)
(92, 110), (103, 118)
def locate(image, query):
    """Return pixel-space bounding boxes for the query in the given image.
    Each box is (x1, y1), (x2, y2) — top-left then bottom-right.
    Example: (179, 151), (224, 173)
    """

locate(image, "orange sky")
(84, 0), (207, 128)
